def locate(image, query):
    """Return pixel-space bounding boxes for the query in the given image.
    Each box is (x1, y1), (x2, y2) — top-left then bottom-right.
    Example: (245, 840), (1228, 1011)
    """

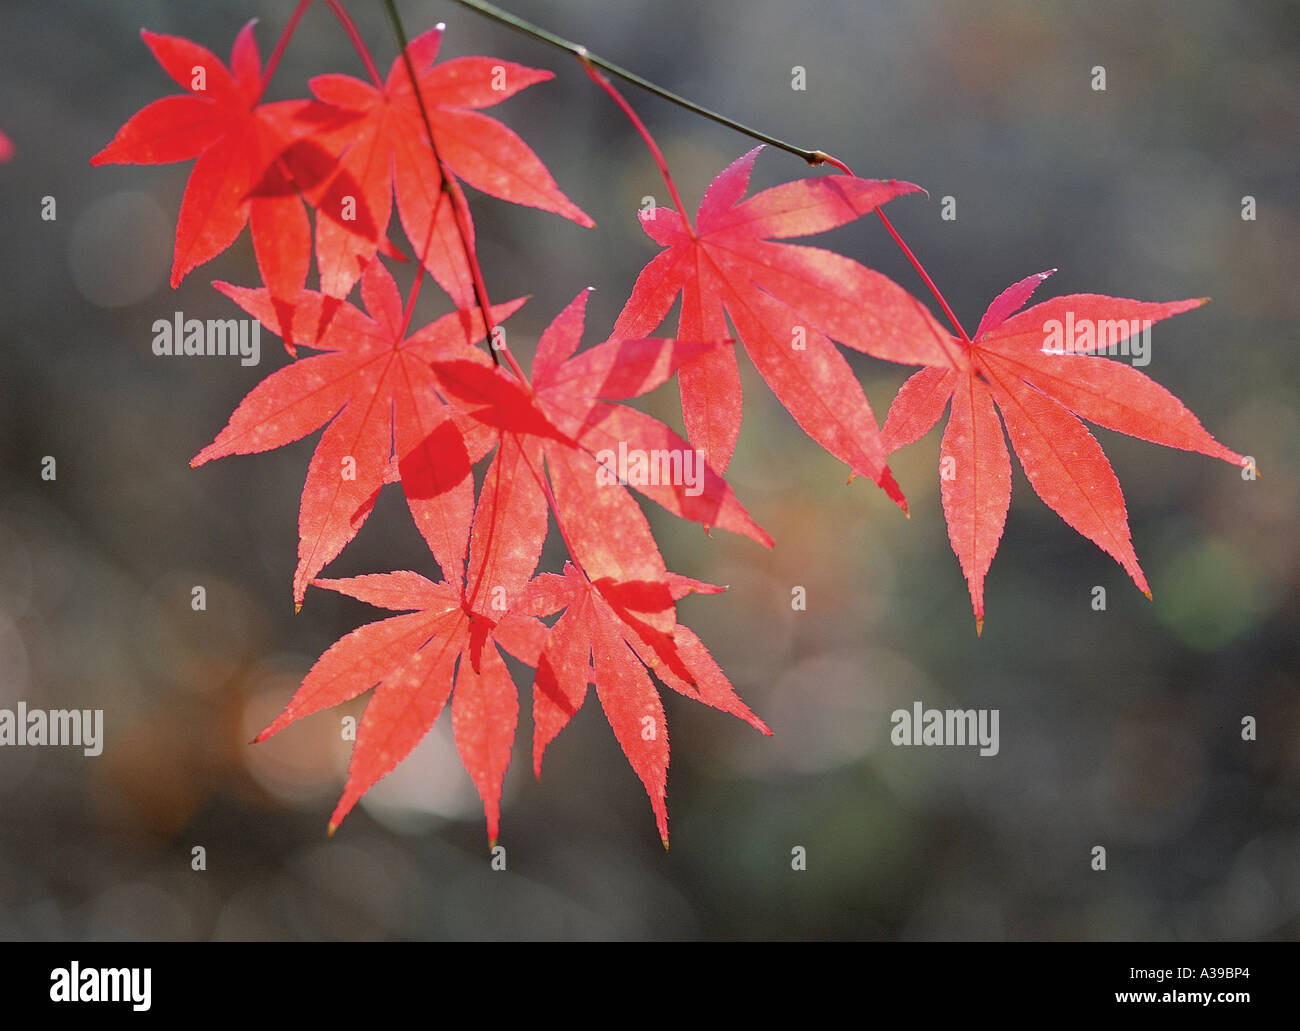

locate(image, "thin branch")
(259, 0), (314, 101)
(324, 0), (384, 87)
(577, 53), (694, 237)
(260, 0), (383, 103)
(443, 0), (818, 163)
(820, 156), (971, 345)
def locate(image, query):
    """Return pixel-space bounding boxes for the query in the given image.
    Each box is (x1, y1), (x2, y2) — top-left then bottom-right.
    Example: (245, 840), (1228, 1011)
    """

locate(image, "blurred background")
(0, 0), (1296, 940)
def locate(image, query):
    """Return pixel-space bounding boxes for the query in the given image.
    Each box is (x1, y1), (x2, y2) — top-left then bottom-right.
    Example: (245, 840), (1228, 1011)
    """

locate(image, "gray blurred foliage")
(0, 0), (1296, 940)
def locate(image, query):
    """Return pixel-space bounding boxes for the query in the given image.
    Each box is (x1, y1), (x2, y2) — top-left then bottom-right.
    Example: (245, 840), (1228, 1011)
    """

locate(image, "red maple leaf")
(430, 289), (773, 637)
(257, 561), (766, 845)
(610, 145), (941, 507)
(90, 21), (313, 346)
(879, 270), (1246, 630)
(292, 24), (593, 306)
(255, 567), (542, 844)
(192, 258), (523, 605)
(519, 563), (770, 845)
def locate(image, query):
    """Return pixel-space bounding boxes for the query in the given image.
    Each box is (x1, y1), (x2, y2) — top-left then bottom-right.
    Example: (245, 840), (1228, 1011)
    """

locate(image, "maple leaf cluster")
(93, 15), (1243, 844)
